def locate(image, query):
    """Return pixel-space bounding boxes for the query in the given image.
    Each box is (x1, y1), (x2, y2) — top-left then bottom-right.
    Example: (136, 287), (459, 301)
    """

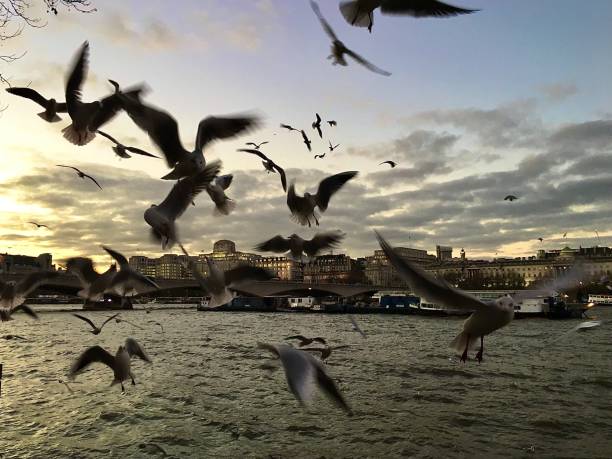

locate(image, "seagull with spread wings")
(144, 161), (221, 249)
(287, 171), (358, 226)
(311, 1), (391, 76)
(5, 87), (67, 122)
(376, 231), (584, 363)
(28, 221), (49, 229)
(102, 246), (160, 305)
(280, 123), (299, 132)
(245, 141), (269, 150)
(69, 338), (151, 392)
(312, 113), (323, 138)
(255, 231), (345, 260)
(504, 195), (518, 201)
(97, 130), (158, 159)
(239, 149), (287, 192)
(62, 42), (146, 145)
(118, 93), (258, 180)
(56, 165), (102, 190)
(339, 0), (479, 33)
(379, 160), (397, 168)
(328, 141), (340, 152)
(72, 313), (119, 335)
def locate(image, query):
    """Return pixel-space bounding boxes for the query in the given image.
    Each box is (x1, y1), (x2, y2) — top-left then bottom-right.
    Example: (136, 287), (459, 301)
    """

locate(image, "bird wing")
(315, 125), (323, 138)
(313, 337), (327, 344)
(125, 338), (152, 362)
(118, 94), (188, 167)
(90, 86), (147, 131)
(380, 0), (479, 17)
(310, 0), (339, 41)
(16, 271), (58, 297)
(311, 355), (352, 414)
(285, 335), (308, 343)
(246, 142), (257, 147)
(215, 174), (234, 191)
(96, 129), (120, 145)
(275, 164), (288, 192)
(83, 173), (103, 190)
(102, 246), (129, 269)
(303, 231), (344, 257)
(260, 141), (269, 147)
(72, 313), (97, 330)
(124, 146), (159, 158)
(70, 345), (115, 378)
(286, 182), (301, 213)
(195, 114), (259, 152)
(10, 304), (39, 320)
(156, 160), (221, 220)
(239, 148), (269, 161)
(349, 315), (366, 338)
(5, 87), (49, 108)
(315, 171), (358, 211)
(255, 235), (292, 254)
(100, 313), (120, 329)
(280, 124), (296, 131)
(65, 41), (89, 113)
(66, 257), (99, 286)
(56, 164), (80, 173)
(512, 265), (585, 303)
(224, 266), (273, 287)
(277, 345), (317, 404)
(376, 231), (489, 311)
(344, 47), (392, 76)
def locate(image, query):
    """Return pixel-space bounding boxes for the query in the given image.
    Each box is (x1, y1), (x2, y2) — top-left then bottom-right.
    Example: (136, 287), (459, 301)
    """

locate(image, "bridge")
(1, 272), (379, 298)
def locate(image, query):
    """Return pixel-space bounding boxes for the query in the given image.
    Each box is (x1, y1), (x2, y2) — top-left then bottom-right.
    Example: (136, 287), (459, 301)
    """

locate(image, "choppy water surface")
(1, 306), (611, 458)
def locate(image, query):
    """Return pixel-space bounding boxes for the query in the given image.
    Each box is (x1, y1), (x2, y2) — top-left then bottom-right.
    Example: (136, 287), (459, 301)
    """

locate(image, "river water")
(1, 305), (611, 458)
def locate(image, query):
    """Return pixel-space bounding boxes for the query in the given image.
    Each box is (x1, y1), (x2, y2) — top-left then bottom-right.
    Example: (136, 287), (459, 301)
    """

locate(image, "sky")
(1, 0), (612, 266)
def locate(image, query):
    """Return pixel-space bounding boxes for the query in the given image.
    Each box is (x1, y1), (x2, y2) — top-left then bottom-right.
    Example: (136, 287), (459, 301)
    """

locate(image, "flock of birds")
(0, 0), (599, 416)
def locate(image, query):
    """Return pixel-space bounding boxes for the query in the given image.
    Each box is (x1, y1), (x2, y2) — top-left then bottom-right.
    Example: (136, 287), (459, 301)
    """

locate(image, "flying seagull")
(180, 245), (273, 308)
(379, 160), (397, 168)
(238, 149), (287, 192)
(314, 153), (326, 159)
(72, 313), (119, 335)
(56, 165), (102, 190)
(327, 120), (337, 127)
(245, 141), (269, 150)
(5, 87), (67, 122)
(537, 237), (544, 243)
(328, 141), (340, 152)
(339, 0), (479, 33)
(69, 338), (151, 392)
(287, 171), (358, 226)
(62, 42), (146, 145)
(280, 123), (299, 132)
(66, 257), (117, 302)
(119, 93), (258, 180)
(28, 221), (49, 229)
(285, 335), (327, 347)
(301, 130), (312, 152)
(257, 342), (352, 415)
(206, 174), (236, 216)
(349, 315), (366, 338)
(96, 130), (158, 159)
(312, 113), (323, 138)
(102, 246), (160, 305)
(376, 231), (583, 362)
(0, 271), (58, 313)
(504, 195), (518, 201)
(311, 1), (391, 76)
(255, 231), (345, 260)
(144, 161), (221, 250)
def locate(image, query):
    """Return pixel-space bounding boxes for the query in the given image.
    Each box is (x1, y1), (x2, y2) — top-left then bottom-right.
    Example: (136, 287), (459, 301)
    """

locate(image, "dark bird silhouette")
(301, 130), (312, 152)
(379, 160), (397, 168)
(314, 153), (326, 159)
(206, 174), (236, 216)
(285, 335), (327, 347)
(504, 195), (518, 201)
(311, 1), (391, 76)
(56, 165), (102, 189)
(339, 0), (479, 33)
(0, 271), (58, 313)
(66, 257), (117, 302)
(287, 171), (358, 226)
(328, 141), (340, 152)
(5, 87), (67, 122)
(255, 231), (345, 260)
(245, 141), (269, 150)
(280, 123), (299, 132)
(327, 120), (337, 127)
(238, 149), (287, 192)
(303, 345), (350, 362)
(312, 113), (323, 138)
(144, 161), (221, 250)
(258, 342), (352, 415)
(537, 237), (544, 243)
(62, 42), (146, 145)
(119, 93), (258, 180)
(96, 130), (158, 159)
(72, 313), (119, 335)
(69, 338), (151, 392)
(28, 221), (49, 229)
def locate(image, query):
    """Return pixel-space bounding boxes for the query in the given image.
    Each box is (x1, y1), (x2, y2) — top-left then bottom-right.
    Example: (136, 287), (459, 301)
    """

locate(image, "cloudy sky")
(1, 0), (612, 265)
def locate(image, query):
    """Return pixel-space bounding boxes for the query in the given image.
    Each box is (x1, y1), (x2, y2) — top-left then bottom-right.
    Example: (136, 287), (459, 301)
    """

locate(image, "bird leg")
(368, 13), (373, 33)
(460, 334), (470, 363)
(475, 336), (484, 363)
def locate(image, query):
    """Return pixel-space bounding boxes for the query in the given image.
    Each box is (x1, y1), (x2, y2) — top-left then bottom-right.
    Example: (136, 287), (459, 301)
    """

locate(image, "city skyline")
(2, 1), (612, 264)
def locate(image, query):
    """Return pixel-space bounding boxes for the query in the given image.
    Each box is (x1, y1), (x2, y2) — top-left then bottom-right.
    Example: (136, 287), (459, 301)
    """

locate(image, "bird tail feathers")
(61, 124), (96, 146)
(449, 331), (479, 352)
(208, 289), (235, 308)
(339, 1), (371, 27)
(213, 198), (236, 216)
(38, 111), (62, 123)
